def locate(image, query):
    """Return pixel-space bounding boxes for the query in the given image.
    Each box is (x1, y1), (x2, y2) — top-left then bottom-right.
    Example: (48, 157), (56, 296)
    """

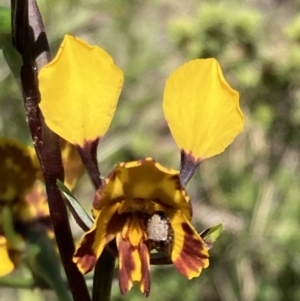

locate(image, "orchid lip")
(104, 223), (210, 266)
(106, 240), (173, 265)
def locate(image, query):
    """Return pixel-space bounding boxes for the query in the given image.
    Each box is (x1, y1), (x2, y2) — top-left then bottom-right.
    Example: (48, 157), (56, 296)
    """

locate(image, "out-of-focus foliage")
(1, 0), (300, 300)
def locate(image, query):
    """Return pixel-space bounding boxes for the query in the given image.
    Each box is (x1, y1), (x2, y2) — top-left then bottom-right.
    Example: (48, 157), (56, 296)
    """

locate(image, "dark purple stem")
(77, 141), (116, 301)
(76, 140), (103, 189)
(179, 150), (202, 186)
(11, 1), (91, 300)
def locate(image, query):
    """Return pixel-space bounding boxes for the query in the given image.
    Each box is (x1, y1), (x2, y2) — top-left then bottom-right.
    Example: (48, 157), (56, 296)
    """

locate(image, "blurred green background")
(1, 0), (300, 300)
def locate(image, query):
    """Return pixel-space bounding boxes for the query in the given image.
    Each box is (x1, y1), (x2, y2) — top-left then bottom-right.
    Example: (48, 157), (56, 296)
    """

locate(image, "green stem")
(92, 249), (115, 301)
(1, 205), (24, 251)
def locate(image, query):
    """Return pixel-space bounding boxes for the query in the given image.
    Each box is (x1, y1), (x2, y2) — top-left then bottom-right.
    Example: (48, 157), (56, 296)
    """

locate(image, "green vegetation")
(1, 0), (300, 300)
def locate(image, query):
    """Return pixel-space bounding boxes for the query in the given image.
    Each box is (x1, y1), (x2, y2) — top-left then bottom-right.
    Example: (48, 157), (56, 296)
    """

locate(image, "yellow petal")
(163, 58), (244, 160)
(170, 211), (209, 279)
(39, 35), (124, 146)
(93, 158), (191, 219)
(0, 236), (14, 276)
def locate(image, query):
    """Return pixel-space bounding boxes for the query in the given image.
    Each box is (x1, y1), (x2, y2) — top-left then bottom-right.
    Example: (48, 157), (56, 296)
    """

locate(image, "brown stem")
(76, 141), (116, 301)
(76, 140), (103, 189)
(11, 1), (91, 300)
(179, 150), (202, 186)
(92, 250), (115, 301)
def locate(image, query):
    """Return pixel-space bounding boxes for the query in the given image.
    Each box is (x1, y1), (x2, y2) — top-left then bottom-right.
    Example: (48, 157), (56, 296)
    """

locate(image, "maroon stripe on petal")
(174, 223), (209, 278)
(118, 238), (135, 295)
(73, 230), (98, 274)
(139, 243), (151, 296)
(74, 251), (97, 274)
(106, 211), (127, 237)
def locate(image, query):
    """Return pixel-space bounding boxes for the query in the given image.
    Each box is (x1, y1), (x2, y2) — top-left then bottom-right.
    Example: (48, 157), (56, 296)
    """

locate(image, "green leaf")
(200, 223), (222, 250)
(1, 205), (25, 251)
(26, 227), (72, 301)
(56, 179), (93, 231)
(2, 35), (23, 78)
(0, 6), (11, 35)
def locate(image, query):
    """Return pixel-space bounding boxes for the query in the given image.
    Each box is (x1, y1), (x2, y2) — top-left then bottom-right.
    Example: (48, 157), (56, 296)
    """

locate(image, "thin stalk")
(77, 141), (116, 301)
(11, 1), (91, 300)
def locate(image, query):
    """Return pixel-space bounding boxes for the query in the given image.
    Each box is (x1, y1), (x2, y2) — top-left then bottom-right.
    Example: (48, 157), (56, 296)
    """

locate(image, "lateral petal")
(73, 203), (123, 273)
(39, 35), (124, 146)
(163, 58), (244, 160)
(170, 211), (209, 279)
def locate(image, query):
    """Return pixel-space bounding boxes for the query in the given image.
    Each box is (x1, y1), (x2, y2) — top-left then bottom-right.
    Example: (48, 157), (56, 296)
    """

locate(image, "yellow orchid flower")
(0, 138), (46, 275)
(0, 137), (82, 222)
(73, 158), (209, 295)
(0, 137), (84, 275)
(38, 34), (244, 295)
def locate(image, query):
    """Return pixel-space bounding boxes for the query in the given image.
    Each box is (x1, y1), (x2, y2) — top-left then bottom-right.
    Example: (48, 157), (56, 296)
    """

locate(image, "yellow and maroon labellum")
(163, 58), (244, 162)
(117, 216), (150, 296)
(73, 158), (209, 295)
(39, 35), (124, 147)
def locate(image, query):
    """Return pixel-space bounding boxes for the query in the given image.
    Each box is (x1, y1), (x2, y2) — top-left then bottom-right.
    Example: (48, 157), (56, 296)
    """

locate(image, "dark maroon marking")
(74, 229), (98, 271)
(139, 242), (151, 296)
(106, 212), (127, 236)
(74, 236), (96, 259)
(74, 212), (123, 263)
(76, 139), (102, 190)
(93, 195), (125, 211)
(179, 150), (203, 187)
(181, 223), (195, 237)
(173, 223), (208, 276)
(76, 252), (97, 274)
(123, 217), (133, 240)
(169, 174), (183, 192)
(118, 239), (137, 295)
(93, 186), (105, 211)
